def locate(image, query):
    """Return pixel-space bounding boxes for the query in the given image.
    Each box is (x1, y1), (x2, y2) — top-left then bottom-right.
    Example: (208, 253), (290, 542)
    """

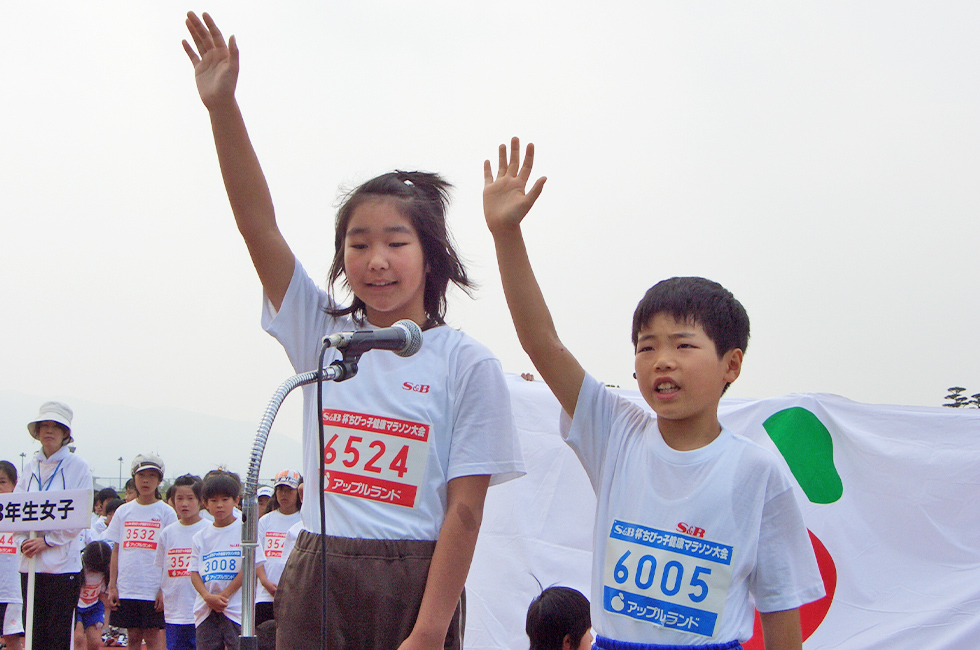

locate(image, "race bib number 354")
(320, 409), (430, 509)
(602, 520), (734, 638)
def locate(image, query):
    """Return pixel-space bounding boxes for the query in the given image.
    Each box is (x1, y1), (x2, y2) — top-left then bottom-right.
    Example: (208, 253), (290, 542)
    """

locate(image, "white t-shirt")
(78, 569), (107, 609)
(0, 529), (21, 604)
(256, 509), (302, 603)
(190, 522), (265, 626)
(155, 518), (212, 624)
(263, 259), (525, 540)
(106, 500), (178, 600)
(562, 374), (825, 646)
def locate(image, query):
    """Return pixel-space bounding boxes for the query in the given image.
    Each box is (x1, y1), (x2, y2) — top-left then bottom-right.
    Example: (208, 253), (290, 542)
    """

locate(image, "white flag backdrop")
(465, 375), (980, 649)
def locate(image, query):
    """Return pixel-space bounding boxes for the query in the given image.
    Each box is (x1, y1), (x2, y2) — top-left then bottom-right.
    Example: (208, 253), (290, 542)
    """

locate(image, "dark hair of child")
(0, 460), (17, 485)
(264, 483), (303, 516)
(631, 277), (750, 356)
(125, 478), (135, 491)
(172, 473), (204, 501)
(95, 487), (119, 506)
(325, 171), (474, 327)
(526, 586), (591, 650)
(202, 471), (241, 502)
(81, 540), (113, 579)
(103, 498), (124, 518)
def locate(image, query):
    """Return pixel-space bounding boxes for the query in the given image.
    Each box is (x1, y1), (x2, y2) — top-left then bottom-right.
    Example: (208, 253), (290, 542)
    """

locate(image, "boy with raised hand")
(482, 138), (824, 650)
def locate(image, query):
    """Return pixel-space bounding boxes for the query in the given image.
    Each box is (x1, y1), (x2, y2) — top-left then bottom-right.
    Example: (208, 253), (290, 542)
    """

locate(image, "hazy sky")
(3, 2), (978, 479)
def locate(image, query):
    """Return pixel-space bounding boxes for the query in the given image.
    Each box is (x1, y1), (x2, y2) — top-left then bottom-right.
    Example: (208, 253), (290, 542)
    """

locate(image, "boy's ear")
(562, 635), (574, 650)
(723, 348), (743, 384)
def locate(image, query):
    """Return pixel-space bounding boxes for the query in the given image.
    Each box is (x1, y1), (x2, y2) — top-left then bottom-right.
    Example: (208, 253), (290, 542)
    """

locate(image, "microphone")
(322, 319), (423, 358)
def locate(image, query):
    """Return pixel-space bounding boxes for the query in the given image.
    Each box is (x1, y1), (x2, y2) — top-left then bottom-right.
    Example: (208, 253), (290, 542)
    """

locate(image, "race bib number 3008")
(602, 520), (734, 638)
(320, 409), (430, 509)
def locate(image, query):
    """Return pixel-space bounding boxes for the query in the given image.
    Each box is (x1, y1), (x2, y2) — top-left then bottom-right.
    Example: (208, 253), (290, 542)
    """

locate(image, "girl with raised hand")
(182, 12), (524, 650)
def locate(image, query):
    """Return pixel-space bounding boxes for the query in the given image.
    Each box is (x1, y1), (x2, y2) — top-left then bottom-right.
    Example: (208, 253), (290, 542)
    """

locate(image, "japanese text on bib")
(603, 520), (734, 638)
(320, 409), (430, 508)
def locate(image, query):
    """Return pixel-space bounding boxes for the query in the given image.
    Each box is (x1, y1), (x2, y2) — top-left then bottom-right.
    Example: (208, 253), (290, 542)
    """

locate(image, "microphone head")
(393, 319), (423, 357)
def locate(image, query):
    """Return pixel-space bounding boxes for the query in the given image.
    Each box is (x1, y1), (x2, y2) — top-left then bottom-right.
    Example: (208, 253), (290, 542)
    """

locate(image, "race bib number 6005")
(320, 409), (430, 509)
(602, 520), (734, 638)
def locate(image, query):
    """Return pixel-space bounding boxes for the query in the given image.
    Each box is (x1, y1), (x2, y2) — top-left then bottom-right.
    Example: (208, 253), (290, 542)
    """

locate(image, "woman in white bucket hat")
(14, 401), (93, 650)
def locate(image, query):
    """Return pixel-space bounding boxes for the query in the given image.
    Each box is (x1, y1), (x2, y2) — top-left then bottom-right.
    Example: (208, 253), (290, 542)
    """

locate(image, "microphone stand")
(239, 355), (359, 650)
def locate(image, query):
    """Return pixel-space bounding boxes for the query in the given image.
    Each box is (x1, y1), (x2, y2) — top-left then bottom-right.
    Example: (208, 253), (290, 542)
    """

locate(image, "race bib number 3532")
(320, 409), (430, 509)
(123, 521), (161, 550)
(602, 520), (734, 638)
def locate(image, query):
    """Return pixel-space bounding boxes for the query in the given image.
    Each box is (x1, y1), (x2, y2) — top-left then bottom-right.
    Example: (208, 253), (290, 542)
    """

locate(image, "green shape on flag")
(763, 407), (843, 504)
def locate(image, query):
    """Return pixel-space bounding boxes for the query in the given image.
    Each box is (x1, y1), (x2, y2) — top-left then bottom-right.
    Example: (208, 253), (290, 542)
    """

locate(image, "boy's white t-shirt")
(262, 259), (525, 541)
(190, 521), (265, 626)
(256, 509), (302, 603)
(0, 529), (21, 605)
(155, 518), (212, 625)
(106, 500), (178, 600)
(562, 374), (825, 646)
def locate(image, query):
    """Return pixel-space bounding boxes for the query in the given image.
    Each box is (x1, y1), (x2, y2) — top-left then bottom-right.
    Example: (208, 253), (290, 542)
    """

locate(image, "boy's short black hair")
(202, 471), (241, 502)
(632, 276), (750, 356)
(526, 586), (591, 650)
(171, 474), (203, 501)
(103, 498), (124, 517)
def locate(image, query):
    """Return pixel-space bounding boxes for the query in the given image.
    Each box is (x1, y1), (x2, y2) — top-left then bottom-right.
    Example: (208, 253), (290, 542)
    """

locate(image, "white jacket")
(14, 446), (93, 574)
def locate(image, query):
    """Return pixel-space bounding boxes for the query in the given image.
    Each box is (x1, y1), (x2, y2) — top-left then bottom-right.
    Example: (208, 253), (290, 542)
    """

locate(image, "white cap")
(131, 453), (165, 478)
(257, 486), (274, 498)
(27, 401), (74, 446)
(273, 469), (302, 490)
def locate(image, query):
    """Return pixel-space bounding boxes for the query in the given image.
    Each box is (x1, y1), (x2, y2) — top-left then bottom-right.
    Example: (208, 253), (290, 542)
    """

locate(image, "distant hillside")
(1, 390), (303, 491)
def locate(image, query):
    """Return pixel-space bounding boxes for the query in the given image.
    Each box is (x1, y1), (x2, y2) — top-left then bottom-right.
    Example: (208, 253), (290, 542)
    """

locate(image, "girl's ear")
(562, 634), (574, 650)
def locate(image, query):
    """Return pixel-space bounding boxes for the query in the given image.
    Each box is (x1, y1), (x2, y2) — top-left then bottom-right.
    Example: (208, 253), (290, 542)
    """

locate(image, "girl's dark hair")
(171, 474), (203, 501)
(264, 483), (303, 516)
(81, 540), (113, 579)
(526, 586), (591, 650)
(0, 460), (17, 485)
(95, 487), (119, 505)
(326, 171), (473, 326)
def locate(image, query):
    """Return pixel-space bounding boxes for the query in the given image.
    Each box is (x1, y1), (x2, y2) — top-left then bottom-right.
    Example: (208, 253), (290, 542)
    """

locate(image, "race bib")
(0, 532), (15, 555)
(167, 547), (192, 577)
(602, 520), (734, 638)
(122, 520), (161, 550)
(320, 409), (431, 509)
(264, 531), (287, 559)
(79, 581), (103, 607)
(201, 548), (240, 583)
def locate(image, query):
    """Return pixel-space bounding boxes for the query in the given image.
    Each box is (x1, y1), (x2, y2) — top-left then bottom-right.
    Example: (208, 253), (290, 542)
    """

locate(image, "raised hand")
(182, 12), (239, 110)
(483, 137), (546, 234)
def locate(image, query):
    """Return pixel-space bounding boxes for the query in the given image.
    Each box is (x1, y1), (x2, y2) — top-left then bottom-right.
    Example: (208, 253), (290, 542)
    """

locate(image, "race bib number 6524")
(602, 520), (734, 638)
(320, 409), (430, 509)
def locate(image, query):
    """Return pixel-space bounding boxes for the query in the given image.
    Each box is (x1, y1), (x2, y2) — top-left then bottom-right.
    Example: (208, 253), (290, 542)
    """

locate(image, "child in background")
(0, 461), (24, 650)
(92, 488), (122, 537)
(255, 470), (303, 628)
(255, 486), (273, 515)
(183, 13), (524, 648)
(483, 139), (824, 649)
(75, 541), (113, 649)
(526, 586), (593, 650)
(124, 479), (138, 502)
(156, 474), (210, 650)
(101, 499), (125, 545)
(190, 471), (264, 650)
(107, 454), (177, 650)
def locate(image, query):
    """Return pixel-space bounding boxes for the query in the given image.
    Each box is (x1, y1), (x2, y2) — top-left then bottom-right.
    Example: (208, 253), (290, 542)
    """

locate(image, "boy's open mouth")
(655, 380), (680, 394)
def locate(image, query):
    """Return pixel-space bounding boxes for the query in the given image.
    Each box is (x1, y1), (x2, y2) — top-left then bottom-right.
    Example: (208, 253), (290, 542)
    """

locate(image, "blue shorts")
(76, 600), (105, 629)
(594, 637), (742, 650)
(166, 622), (197, 649)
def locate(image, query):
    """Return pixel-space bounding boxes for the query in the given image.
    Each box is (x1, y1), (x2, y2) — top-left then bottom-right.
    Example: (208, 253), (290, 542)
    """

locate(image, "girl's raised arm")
(483, 138), (585, 416)
(183, 12), (294, 310)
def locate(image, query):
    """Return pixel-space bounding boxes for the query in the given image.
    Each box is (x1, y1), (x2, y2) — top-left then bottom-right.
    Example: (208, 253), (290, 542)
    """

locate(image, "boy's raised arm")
(183, 12), (294, 310)
(483, 138), (585, 416)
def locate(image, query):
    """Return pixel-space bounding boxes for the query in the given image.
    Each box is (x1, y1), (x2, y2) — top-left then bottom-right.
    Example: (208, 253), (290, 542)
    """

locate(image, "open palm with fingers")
(483, 137), (547, 233)
(182, 12), (239, 109)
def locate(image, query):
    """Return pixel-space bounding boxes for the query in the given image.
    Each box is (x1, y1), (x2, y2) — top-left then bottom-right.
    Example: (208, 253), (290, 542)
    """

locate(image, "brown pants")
(274, 532), (464, 650)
